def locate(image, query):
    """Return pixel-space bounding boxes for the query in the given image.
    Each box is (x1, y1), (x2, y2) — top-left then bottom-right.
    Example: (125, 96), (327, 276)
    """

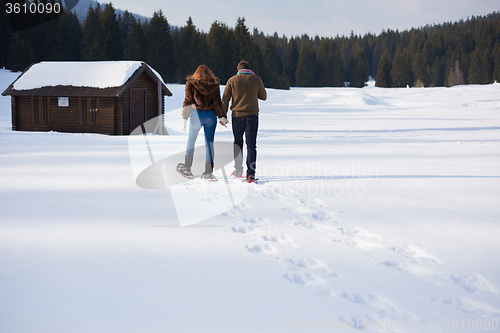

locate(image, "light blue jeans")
(186, 110), (217, 163)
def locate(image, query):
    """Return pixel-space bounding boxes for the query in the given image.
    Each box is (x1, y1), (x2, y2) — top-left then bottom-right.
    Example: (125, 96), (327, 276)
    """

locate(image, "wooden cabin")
(2, 61), (172, 135)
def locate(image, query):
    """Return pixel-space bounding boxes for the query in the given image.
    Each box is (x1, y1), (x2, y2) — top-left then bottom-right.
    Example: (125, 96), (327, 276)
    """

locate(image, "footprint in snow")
(330, 226), (385, 250)
(391, 245), (442, 264)
(230, 217), (268, 234)
(299, 197), (324, 208)
(246, 244), (275, 255)
(312, 211), (336, 223)
(284, 271), (329, 293)
(381, 260), (436, 277)
(451, 273), (498, 294)
(262, 233), (291, 245)
(231, 225), (256, 234)
(380, 245), (444, 279)
(285, 219), (316, 229)
(225, 184), (341, 296)
(438, 296), (500, 316)
(341, 292), (414, 324)
(222, 202), (249, 217)
(288, 257), (327, 274)
(242, 217), (268, 227)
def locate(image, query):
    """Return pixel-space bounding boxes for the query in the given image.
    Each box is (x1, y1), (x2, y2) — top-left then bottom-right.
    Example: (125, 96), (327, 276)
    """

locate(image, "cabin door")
(130, 88), (146, 132)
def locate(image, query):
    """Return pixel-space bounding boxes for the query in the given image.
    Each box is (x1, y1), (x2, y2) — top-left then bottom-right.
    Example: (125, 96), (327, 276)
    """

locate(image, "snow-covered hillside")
(1, 69), (499, 332)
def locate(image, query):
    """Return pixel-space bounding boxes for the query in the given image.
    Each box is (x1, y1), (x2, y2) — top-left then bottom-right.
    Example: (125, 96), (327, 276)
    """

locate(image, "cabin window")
(79, 97), (99, 125)
(31, 97), (49, 123)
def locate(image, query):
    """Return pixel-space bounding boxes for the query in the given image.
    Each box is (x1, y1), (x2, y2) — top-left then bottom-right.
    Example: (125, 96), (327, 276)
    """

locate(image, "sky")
(108, 0), (499, 37)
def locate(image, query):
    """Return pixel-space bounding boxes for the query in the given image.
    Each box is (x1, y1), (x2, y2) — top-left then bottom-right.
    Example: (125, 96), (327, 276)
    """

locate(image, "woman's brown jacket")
(182, 78), (223, 119)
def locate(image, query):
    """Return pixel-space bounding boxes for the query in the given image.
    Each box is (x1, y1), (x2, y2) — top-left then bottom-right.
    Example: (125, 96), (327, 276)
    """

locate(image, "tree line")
(1, 1), (499, 89)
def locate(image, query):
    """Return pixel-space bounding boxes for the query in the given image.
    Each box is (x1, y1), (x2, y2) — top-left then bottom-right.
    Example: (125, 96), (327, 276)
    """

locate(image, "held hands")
(219, 117), (229, 127)
(182, 119), (187, 132)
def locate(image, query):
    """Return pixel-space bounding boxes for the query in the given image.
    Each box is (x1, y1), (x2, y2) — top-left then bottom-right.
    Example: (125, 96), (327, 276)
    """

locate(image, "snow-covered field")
(1, 69), (499, 332)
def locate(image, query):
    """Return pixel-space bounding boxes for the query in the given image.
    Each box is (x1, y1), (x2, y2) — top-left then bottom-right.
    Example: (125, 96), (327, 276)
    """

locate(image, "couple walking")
(177, 60), (267, 183)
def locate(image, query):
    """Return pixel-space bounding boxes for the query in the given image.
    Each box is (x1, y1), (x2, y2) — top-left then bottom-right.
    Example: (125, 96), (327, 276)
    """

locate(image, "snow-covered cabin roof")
(2, 61), (172, 97)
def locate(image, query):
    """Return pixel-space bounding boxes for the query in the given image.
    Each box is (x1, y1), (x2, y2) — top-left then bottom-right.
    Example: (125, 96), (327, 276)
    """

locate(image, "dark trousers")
(232, 115), (259, 176)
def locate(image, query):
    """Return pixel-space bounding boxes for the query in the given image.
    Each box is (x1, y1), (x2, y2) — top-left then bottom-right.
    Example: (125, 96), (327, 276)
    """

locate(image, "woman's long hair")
(188, 65), (217, 81)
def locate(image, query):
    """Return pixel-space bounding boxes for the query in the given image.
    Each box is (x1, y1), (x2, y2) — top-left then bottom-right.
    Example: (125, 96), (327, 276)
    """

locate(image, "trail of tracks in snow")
(222, 181), (500, 322)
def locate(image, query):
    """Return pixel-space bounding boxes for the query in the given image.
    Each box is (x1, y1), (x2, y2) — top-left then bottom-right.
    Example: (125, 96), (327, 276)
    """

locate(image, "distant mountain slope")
(72, 0), (149, 23)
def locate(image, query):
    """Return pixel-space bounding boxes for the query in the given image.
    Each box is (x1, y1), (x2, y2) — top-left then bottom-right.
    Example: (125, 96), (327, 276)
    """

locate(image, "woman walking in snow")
(176, 65), (229, 181)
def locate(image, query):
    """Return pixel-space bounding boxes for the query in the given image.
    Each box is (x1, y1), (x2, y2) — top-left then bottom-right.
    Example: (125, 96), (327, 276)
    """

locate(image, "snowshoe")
(201, 172), (218, 182)
(244, 175), (258, 183)
(231, 170), (245, 178)
(176, 163), (194, 179)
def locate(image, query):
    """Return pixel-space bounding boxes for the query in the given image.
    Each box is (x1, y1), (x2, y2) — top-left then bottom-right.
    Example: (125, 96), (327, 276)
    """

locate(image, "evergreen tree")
(100, 3), (123, 60)
(23, 4), (59, 62)
(250, 39), (271, 86)
(120, 10), (136, 49)
(176, 17), (204, 81)
(446, 59), (465, 86)
(206, 21), (234, 83)
(231, 18), (268, 83)
(363, 33), (376, 77)
(283, 37), (299, 86)
(349, 48), (368, 87)
(316, 38), (331, 86)
(146, 10), (175, 82)
(471, 22), (496, 83)
(372, 29), (398, 71)
(330, 45), (344, 87)
(295, 38), (317, 87)
(458, 30), (475, 83)
(6, 20), (44, 67)
(473, 18), (498, 83)
(430, 57), (445, 86)
(272, 32), (288, 62)
(390, 50), (413, 87)
(262, 37), (285, 88)
(315, 38), (343, 87)
(422, 30), (445, 85)
(338, 35), (354, 80)
(82, 4), (105, 60)
(469, 48), (490, 84)
(275, 74), (291, 90)
(263, 38), (282, 77)
(375, 52), (392, 87)
(6, 34), (34, 72)
(55, 11), (82, 60)
(233, 17), (252, 61)
(125, 20), (147, 60)
(197, 33), (209, 71)
(493, 42), (500, 82)
(408, 30), (427, 84)
(0, 0), (12, 69)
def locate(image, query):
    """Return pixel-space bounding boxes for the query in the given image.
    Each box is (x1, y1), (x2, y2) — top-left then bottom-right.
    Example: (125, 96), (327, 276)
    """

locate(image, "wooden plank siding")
(14, 96), (51, 132)
(125, 71), (160, 134)
(121, 90), (130, 135)
(11, 96), (16, 131)
(14, 96), (116, 135)
(114, 97), (122, 135)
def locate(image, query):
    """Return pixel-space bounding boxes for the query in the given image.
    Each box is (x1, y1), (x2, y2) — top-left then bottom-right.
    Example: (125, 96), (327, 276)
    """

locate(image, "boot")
(184, 154), (194, 169)
(176, 155), (194, 179)
(201, 172), (217, 181)
(204, 161), (214, 174)
(201, 161), (217, 181)
(176, 163), (194, 179)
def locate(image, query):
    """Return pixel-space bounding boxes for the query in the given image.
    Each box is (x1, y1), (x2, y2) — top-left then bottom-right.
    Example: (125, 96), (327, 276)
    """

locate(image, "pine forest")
(1, 2), (499, 89)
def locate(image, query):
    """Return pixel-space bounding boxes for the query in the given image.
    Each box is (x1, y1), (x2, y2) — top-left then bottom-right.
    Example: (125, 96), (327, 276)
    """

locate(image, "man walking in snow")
(221, 60), (267, 183)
